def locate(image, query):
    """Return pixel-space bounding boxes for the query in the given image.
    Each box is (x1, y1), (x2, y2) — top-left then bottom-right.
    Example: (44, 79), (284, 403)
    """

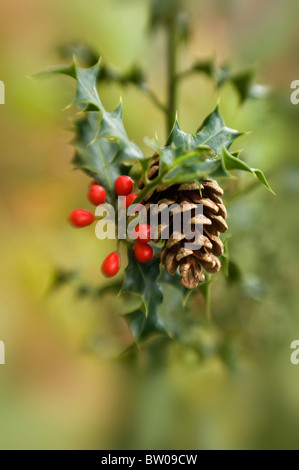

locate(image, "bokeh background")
(0, 0), (299, 450)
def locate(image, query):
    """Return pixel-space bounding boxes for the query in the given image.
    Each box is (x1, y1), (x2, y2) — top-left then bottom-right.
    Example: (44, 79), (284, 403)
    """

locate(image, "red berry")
(88, 185), (106, 206)
(122, 193), (138, 210)
(134, 242), (154, 264)
(115, 176), (134, 196)
(101, 252), (121, 278)
(69, 209), (95, 228)
(132, 224), (152, 243)
(89, 180), (98, 189)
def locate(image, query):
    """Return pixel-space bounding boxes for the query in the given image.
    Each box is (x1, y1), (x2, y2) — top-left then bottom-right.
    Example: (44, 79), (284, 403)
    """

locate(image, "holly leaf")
(191, 58), (218, 80)
(95, 101), (145, 165)
(73, 113), (123, 200)
(158, 269), (191, 306)
(195, 106), (243, 152)
(120, 250), (167, 342)
(57, 42), (99, 68)
(45, 61), (146, 180)
(120, 250), (163, 318)
(168, 106), (242, 156)
(136, 143), (226, 199)
(137, 108), (246, 199)
(41, 61), (101, 109)
(227, 261), (242, 285)
(229, 70), (269, 103)
(182, 59), (269, 104)
(126, 309), (169, 343)
(147, 107), (271, 194)
(223, 147), (274, 194)
(159, 144), (223, 183)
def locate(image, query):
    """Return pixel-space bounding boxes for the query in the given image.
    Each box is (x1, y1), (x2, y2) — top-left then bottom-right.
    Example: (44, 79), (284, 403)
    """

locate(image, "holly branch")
(46, 0), (273, 346)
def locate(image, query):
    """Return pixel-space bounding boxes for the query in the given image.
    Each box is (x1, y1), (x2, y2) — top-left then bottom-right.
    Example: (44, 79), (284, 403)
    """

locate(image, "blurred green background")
(0, 0), (299, 450)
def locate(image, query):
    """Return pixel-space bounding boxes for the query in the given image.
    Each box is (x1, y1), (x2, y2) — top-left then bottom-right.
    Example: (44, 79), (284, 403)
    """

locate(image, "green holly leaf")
(162, 156), (225, 185)
(120, 250), (163, 318)
(71, 62), (144, 165)
(144, 107), (271, 195)
(95, 101), (145, 165)
(183, 59), (269, 104)
(138, 108), (241, 195)
(57, 42), (99, 68)
(191, 58), (218, 80)
(195, 106), (243, 152)
(46, 61), (103, 110)
(168, 106), (242, 155)
(158, 269), (191, 306)
(229, 70), (269, 103)
(73, 113), (123, 200)
(222, 147), (274, 194)
(120, 250), (167, 342)
(159, 144), (222, 183)
(45, 61), (146, 179)
(197, 276), (214, 319)
(227, 261), (242, 285)
(136, 144), (226, 201)
(126, 308), (169, 343)
(138, 108), (249, 200)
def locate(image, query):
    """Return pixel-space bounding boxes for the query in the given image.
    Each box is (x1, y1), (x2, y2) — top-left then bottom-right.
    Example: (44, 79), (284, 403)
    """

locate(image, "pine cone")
(138, 155), (228, 289)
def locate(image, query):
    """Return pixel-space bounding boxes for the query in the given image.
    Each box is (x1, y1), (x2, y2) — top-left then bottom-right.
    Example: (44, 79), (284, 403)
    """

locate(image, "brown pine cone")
(138, 156), (228, 289)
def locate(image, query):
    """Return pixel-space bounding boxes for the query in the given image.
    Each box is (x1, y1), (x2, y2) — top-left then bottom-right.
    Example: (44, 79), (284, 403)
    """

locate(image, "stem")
(134, 177), (163, 205)
(205, 280), (212, 321)
(166, 17), (178, 136)
(101, 64), (167, 115)
(142, 84), (168, 114)
(201, 276), (212, 321)
(176, 67), (195, 81)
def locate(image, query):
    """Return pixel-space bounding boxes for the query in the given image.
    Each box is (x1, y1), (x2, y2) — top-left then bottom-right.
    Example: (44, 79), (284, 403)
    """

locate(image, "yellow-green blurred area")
(0, 0), (299, 450)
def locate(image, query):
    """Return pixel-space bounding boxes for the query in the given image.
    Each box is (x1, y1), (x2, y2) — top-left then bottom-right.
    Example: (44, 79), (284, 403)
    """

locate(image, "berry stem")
(166, 13), (178, 136)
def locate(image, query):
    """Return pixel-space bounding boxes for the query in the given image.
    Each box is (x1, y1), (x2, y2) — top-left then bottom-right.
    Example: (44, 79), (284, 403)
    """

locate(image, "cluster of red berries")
(68, 176), (154, 278)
